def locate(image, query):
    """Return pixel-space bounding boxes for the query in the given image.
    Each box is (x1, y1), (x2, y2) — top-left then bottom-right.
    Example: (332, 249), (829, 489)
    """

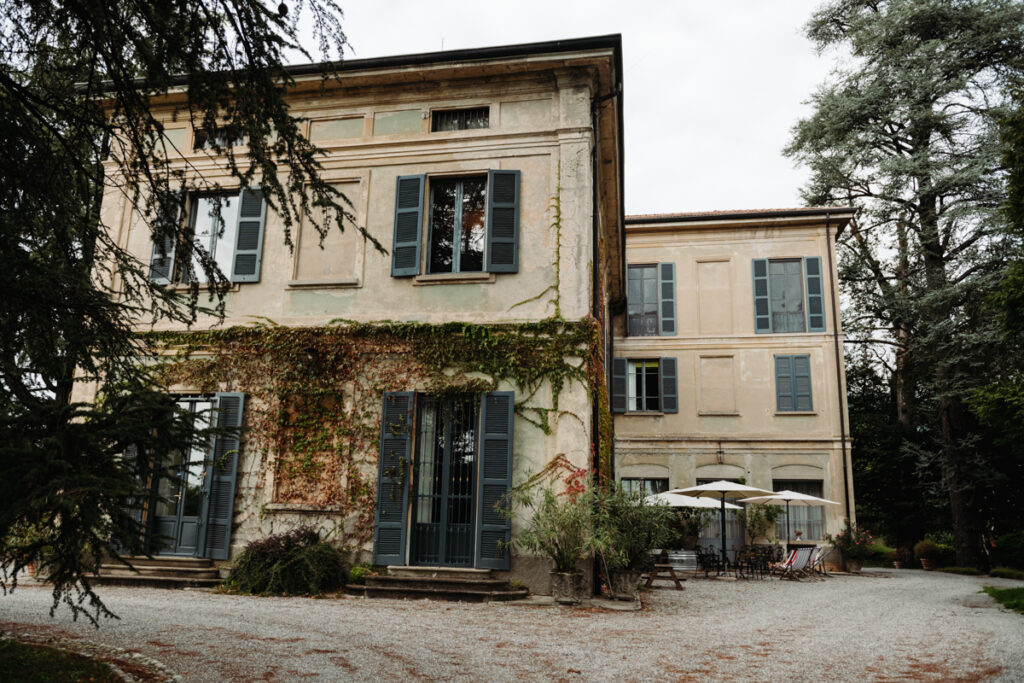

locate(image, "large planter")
(608, 570), (641, 601)
(844, 557), (863, 573)
(550, 571), (585, 605)
(919, 558), (935, 571)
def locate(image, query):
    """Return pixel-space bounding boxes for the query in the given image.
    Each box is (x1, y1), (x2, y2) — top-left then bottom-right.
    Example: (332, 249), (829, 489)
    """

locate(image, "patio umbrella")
(738, 490), (841, 543)
(645, 492), (742, 510)
(668, 481), (775, 568)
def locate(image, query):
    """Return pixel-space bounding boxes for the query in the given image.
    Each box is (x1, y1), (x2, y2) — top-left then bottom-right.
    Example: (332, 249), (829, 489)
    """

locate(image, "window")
(627, 262), (676, 336)
(775, 355), (813, 412)
(752, 257), (825, 333)
(431, 107), (489, 132)
(192, 127), (246, 150)
(391, 171), (520, 277)
(149, 188), (266, 285)
(610, 357), (678, 414)
(429, 177), (486, 273)
(772, 479), (825, 539)
(620, 478), (669, 496)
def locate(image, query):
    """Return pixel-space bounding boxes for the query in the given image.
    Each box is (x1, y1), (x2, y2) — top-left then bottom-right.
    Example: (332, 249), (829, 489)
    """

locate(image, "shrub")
(914, 539), (940, 562)
(937, 566), (982, 576)
(993, 531), (1024, 570)
(736, 503), (782, 543)
(226, 526), (347, 595)
(825, 519), (874, 560)
(507, 476), (597, 573)
(347, 563), (375, 585)
(990, 566), (1024, 581)
(595, 482), (676, 571)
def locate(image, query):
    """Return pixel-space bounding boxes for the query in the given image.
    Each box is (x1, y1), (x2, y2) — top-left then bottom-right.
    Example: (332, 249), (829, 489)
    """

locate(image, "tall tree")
(785, 0), (1024, 567)
(0, 0), (358, 622)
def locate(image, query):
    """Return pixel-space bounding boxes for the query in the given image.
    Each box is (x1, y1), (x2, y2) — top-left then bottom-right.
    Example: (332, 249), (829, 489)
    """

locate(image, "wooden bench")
(644, 563), (686, 590)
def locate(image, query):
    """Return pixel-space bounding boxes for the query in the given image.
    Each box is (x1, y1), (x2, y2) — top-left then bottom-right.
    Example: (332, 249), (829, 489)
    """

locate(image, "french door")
(410, 396), (478, 567)
(152, 398), (213, 555)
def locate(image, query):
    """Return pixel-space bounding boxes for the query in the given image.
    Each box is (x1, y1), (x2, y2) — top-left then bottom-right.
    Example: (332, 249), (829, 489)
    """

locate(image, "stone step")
(365, 575), (511, 593)
(106, 555), (215, 569)
(88, 573), (221, 590)
(98, 564), (219, 580)
(355, 584), (529, 603)
(385, 566), (493, 581)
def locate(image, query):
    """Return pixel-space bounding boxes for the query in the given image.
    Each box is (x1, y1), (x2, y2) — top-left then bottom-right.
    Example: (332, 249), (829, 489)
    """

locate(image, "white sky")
(302, 1), (836, 215)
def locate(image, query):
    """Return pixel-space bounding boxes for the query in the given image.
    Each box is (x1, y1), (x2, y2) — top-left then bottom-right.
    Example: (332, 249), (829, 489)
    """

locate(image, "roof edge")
(625, 207), (856, 225)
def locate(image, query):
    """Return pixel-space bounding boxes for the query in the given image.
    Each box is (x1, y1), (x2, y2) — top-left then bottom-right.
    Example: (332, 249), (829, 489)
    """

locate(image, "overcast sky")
(307, 1), (837, 215)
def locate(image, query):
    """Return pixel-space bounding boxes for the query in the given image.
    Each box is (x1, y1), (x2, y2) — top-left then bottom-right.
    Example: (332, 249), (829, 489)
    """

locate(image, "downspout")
(590, 83), (622, 484)
(825, 213), (853, 520)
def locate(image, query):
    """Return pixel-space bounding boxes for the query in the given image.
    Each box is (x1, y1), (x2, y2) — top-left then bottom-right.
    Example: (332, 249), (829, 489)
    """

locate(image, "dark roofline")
(625, 206), (856, 225)
(158, 34), (623, 87)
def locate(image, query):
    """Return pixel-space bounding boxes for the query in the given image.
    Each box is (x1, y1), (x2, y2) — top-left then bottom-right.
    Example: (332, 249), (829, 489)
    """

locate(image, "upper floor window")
(391, 171), (520, 277)
(148, 188), (266, 285)
(627, 262), (676, 336)
(752, 257), (825, 334)
(775, 354), (813, 412)
(192, 127), (246, 151)
(431, 107), (489, 132)
(620, 478), (669, 496)
(611, 357), (678, 414)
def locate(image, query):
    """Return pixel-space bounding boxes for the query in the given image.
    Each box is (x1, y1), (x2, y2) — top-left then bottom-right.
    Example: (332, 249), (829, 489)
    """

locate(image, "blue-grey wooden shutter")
(373, 391), (414, 566)
(231, 188), (266, 283)
(204, 392), (244, 560)
(660, 357), (678, 413)
(659, 262), (676, 336)
(611, 358), (627, 414)
(753, 259), (771, 333)
(477, 391), (514, 570)
(775, 356), (794, 411)
(804, 257), (826, 332)
(793, 355), (813, 410)
(392, 175), (424, 277)
(148, 193), (182, 284)
(485, 170), (520, 273)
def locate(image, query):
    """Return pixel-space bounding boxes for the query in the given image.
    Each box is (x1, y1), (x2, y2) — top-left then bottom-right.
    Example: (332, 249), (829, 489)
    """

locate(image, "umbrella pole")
(720, 494), (727, 574)
(786, 500), (791, 545)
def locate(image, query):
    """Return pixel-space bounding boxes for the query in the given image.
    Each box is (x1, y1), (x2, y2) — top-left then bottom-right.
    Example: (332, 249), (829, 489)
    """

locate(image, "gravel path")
(2, 569), (1023, 681)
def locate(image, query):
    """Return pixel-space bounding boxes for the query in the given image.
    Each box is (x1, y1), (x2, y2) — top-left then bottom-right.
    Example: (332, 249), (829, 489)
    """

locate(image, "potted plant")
(508, 477), (596, 604)
(914, 539), (940, 570)
(595, 483), (676, 601)
(737, 503), (782, 544)
(824, 519), (872, 572)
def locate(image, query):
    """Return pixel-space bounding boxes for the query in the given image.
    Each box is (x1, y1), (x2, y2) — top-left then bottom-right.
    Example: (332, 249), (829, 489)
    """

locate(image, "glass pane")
(769, 259), (805, 332)
(643, 362), (660, 411)
(458, 178), (486, 272)
(182, 401), (212, 517)
(428, 180), (457, 273)
(155, 448), (185, 517)
(416, 399), (440, 524)
(191, 195), (239, 282)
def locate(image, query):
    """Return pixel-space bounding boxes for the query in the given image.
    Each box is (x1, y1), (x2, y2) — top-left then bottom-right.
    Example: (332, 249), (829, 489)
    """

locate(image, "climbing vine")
(144, 316), (603, 544)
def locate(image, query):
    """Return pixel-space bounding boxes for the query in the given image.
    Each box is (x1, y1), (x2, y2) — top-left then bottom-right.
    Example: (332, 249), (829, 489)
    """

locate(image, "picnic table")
(644, 563), (686, 590)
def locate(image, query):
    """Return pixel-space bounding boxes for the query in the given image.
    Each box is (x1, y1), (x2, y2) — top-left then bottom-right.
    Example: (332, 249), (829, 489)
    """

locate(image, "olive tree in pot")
(595, 483), (676, 601)
(507, 478), (596, 604)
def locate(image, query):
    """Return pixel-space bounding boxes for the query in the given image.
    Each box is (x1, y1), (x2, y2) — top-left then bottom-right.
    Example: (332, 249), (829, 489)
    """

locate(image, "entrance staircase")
(352, 566), (528, 602)
(91, 556), (221, 589)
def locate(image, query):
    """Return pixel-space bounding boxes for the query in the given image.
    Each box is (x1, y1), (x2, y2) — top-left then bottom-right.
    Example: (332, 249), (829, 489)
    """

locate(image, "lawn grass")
(937, 566), (982, 575)
(982, 586), (1024, 614)
(0, 638), (119, 682)
(990, 566), (1024, 581)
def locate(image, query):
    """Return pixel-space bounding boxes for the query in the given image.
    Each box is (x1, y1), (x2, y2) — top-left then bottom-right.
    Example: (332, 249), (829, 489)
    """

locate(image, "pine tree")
(785, 0), (1024, 567)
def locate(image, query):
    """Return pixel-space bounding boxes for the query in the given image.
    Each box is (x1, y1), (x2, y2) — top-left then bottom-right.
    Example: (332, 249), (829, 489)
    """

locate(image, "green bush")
(993, 531), (1024, 570)
(937, 566), (982, 576)
(226, 526), (347, 595)
(595, 482), (676, 571)
(914, 539), (940, 562)
(347, 563), (375, 584)
(990, 566), (1024, 581)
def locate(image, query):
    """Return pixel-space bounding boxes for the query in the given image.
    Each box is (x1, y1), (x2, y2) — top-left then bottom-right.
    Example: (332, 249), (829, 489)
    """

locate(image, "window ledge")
(413, 272), (495, 286)
(263, 503), (347, 515)
(698, 412), (740, 417)
(624, 411), (665, 417)
(775, 411), (817, 416)
(286, 278), (360, 290)
(169, 282), (241, 293)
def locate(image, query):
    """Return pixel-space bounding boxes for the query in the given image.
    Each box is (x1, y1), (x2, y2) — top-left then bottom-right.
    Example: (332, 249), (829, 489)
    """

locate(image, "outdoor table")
(644, 564), (686, 590)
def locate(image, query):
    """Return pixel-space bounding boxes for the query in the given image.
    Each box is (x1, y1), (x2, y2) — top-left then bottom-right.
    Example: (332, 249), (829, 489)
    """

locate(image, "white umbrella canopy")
(738, 490), (841, 542)
(667, 481), (776, 569)
(645, 492), (742, 510)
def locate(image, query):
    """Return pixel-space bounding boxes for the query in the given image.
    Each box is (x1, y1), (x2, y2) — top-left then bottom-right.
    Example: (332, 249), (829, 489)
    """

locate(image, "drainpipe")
(825, 213), (853, 520)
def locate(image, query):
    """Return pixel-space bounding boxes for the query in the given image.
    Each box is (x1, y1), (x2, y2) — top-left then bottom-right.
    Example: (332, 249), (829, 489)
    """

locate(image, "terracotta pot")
(892, 561), (903, 569)
(919, 558), (935, 571)
(845, 558), (863, 573)
(608, 570), (641, 601)
(550, 571), (584, 605)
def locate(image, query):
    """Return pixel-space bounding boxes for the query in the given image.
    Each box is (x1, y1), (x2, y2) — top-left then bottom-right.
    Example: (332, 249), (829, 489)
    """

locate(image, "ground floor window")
(620, 477), (669, 496)
(772, 479), (825, 540)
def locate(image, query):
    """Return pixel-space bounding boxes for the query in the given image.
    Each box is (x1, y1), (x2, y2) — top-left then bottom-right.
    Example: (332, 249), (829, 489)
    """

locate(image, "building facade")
(612, 208), (856, 546)
(81, 36), (625, 589)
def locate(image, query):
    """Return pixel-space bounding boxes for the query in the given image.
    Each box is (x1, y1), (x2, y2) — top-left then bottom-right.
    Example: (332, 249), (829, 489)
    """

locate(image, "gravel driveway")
(2, 569), (1022, 681)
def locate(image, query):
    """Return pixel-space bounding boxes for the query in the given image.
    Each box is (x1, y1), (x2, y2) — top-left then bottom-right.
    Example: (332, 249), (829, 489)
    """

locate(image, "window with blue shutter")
(476, 391), (514, 570)
(775, 355), (813, 412)
(626, 263), (676, 336)
(202, 392), (245, 560)
(659, 263), (676, 336)
(611, 358), (627, 414)
(373, 392), (414, 565)
(231, 189), (267, 283)
(660, 357), (678, 413)
(614, 358), (677, 414)
(753, 258), (827, 333)
(148, 192), (183, 284)
(485, 170), (520, 273)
